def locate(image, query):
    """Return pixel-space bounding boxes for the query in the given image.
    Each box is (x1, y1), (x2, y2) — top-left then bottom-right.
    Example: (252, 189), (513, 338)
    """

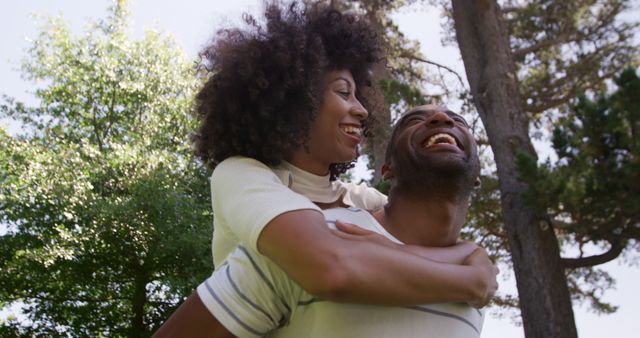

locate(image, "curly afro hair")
(192, 1), (382, 179)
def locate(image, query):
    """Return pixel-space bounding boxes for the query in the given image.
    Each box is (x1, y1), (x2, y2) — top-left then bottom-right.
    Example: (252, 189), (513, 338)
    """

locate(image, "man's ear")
(474, 176), (481, 188)
(382, 163), (395, 180)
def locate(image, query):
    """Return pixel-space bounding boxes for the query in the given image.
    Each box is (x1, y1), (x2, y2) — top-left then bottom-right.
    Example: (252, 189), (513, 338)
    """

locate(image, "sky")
(1, 1), (639, 337)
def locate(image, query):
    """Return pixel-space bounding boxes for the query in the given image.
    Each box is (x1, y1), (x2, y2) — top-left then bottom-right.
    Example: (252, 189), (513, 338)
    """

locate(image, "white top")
(197, 207), (484, 338)
(210, 156), (387, 266)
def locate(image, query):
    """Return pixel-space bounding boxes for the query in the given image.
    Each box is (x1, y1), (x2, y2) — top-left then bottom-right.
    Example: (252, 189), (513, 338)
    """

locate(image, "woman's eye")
(338, 91), (351, 98)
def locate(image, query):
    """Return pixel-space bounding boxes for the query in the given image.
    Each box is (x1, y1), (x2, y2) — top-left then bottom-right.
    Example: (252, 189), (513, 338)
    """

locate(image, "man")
(154, 105), (496, 337)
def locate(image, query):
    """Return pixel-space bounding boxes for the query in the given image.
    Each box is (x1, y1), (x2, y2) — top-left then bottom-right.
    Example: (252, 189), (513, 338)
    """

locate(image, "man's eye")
(405, 117), (424, 125)
(452, 116), (469, 127)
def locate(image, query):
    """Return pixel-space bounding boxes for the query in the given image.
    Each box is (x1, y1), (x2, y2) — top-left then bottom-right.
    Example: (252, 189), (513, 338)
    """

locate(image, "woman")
(155, 2), (496, 336)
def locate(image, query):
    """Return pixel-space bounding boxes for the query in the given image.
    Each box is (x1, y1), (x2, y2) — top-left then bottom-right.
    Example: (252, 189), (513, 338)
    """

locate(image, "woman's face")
(289, 69), (369, 175)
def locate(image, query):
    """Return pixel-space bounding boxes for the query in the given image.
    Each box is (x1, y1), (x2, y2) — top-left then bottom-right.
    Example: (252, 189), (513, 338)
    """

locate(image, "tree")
(0, 1), (212, 336)
(450, 0), (638, 336)
(517, 68), (640, 311)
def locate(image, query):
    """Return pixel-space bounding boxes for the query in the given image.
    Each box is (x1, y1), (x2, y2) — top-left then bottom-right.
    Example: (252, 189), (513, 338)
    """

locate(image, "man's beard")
(392, 152), (480, 202)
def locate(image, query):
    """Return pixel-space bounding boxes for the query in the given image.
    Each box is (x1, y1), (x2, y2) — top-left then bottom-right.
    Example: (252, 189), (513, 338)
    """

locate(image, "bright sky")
(1, 1), (638, 337)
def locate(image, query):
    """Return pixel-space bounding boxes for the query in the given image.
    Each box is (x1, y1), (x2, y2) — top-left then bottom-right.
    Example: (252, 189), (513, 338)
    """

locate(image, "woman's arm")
(257, 209), (497, 307)
(152, 292), (236, 338)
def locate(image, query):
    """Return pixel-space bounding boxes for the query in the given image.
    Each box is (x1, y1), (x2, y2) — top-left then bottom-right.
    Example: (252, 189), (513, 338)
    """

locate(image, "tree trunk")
(131, 268), (148, 337)
(450, 1), (577, 337)
(369, 63), (392, 185)
(362, 0), (393, 185)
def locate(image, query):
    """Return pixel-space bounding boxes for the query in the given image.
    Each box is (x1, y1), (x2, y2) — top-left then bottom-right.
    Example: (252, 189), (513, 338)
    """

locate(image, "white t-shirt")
(197, 208), (484, 338)
(210, 156), (387, 267)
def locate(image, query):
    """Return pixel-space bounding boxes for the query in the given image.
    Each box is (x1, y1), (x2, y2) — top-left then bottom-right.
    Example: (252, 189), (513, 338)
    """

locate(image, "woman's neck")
(287, 151), (330, 176)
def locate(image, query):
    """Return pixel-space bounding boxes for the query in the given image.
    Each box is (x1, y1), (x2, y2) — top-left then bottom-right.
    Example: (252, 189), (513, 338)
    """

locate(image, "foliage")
(0, 1), (211, 336)
(504, 0), (639, 117)
(516, 68), (640, 313)
(432, 0), (639, 117)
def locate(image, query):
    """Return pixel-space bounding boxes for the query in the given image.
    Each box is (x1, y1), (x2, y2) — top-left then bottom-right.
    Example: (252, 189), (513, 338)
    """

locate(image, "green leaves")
(0, 2), (211, 336)
(507, 0), (639, 117)
(553, 69), (638, 236)
(522, 69), (640, 239)
(514, 69), (640, 313)
(13, 12), (197, 152)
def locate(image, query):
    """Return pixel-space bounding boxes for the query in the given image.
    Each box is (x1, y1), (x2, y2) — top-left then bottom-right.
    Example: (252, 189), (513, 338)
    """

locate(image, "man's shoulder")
(322, 207), (375, 230)
(322, 207), (370, 219)
(335, 181), (387, 210)
(321, 207), (402, 244)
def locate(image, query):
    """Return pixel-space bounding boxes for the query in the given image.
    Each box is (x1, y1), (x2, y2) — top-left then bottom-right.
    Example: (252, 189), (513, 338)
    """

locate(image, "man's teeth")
(424, 133), (457, 148)
(341, 126), (362, 136)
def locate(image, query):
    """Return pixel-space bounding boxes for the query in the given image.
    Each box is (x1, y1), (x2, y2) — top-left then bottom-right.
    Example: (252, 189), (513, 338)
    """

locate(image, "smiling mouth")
(422, 133), (462, 150)
(341, 125), (362, 137)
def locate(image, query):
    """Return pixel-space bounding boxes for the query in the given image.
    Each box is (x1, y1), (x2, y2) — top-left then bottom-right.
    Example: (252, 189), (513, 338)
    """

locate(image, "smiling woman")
(192, 2), (380, 180)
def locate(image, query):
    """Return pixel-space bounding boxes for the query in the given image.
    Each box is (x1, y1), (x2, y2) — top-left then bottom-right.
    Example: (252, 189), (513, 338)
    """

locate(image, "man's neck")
(373, 193), (468, 247)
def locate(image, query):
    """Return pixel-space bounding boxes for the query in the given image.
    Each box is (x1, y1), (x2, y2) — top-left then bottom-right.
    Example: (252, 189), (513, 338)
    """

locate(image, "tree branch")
(102, 82), (118, 141)
(549, 219), (573, 230)
(525, 94), (575, 115)
(500, 6), (524, 15)
(562, 238), (625, 268)
(399, 52), (466, 88)
(513, 34), (573, 58)
(523, 50), (621, 114)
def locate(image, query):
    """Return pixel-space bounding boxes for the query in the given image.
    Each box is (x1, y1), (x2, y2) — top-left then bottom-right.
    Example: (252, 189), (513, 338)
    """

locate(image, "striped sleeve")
(197, 245), (299, 338)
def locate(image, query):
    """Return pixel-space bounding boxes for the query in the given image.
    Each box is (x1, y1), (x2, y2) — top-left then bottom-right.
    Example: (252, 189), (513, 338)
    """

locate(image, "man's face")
(387, 105), (480, 192)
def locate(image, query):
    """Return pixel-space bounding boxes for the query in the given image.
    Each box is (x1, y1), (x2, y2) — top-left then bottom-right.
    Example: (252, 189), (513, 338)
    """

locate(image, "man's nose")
(426, 111), (454, 127)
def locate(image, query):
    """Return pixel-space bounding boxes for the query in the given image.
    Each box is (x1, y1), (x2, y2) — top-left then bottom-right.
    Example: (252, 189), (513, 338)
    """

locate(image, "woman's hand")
(463, 247), (499, 308)
(332, 220), (400, 249)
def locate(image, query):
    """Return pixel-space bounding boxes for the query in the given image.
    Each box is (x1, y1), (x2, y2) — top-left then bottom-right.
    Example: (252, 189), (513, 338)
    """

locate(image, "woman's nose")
(351, 99), (369, 120)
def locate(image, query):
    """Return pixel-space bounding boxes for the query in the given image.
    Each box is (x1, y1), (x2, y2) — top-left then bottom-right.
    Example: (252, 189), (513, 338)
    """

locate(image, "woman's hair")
(192, 1), (382, 179)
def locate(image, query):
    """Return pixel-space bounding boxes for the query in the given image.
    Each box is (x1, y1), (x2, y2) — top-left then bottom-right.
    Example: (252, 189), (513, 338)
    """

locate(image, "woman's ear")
(382, 163), (394, 181)
(474, 176), (481, 188)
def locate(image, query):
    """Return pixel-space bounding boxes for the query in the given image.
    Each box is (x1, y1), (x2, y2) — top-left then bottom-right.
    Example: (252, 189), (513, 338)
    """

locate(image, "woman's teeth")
(341, 126), (362, 136)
